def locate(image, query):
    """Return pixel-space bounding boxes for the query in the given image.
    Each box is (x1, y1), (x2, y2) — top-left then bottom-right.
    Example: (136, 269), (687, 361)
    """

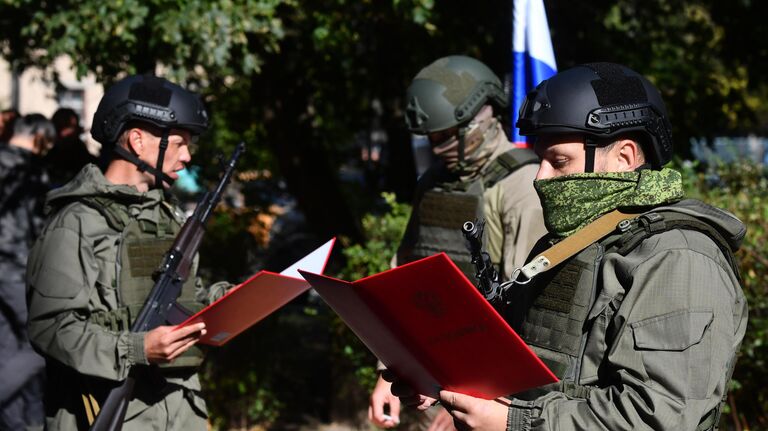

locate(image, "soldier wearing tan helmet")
(369, 55), (547, 430)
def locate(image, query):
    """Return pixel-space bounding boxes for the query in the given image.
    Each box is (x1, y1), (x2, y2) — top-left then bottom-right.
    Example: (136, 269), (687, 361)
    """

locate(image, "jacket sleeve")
(507, 231), (747, 430)
(26, 224), (148, 382)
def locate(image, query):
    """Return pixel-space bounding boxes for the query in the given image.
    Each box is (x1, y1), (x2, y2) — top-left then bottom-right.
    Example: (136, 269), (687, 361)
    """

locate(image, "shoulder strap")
(77, 197), (131, 231)
(615, 211), (741, 282)
(520, 209), (644, 280)
(482, 148), (539, 189)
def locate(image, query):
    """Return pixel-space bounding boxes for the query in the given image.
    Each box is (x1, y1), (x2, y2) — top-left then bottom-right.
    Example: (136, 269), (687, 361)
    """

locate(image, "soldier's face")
(534, 135), (590, 179)
(534, 134), (643, 180)
(142, 129), (193, 188)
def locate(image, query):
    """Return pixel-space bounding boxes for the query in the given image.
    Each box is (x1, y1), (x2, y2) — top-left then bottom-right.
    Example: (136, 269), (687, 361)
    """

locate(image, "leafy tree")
(0, 0), (284, 81)
(3, 0), (768, 231)
(546, 0), (768, 157)
(0, 0), (518, 242)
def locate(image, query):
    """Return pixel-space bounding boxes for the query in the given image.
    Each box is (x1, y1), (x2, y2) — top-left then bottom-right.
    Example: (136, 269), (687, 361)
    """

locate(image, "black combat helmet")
(92, 74), (208, 145)
(405, 55), (507, 135)
(517, 62), (673, 170)
(91, 74), (209, 188)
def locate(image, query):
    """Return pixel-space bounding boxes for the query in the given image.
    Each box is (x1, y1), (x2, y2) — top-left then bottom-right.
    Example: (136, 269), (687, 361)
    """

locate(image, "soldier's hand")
(382, 369), (436, 411)
(144, 323), (206, 364)
(368, 373), (401, 428)
(438, 390), (507, 431)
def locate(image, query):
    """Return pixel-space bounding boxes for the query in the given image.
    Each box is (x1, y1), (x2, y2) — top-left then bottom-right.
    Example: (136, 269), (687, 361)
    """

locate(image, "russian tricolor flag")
(511, 0), (557, 147)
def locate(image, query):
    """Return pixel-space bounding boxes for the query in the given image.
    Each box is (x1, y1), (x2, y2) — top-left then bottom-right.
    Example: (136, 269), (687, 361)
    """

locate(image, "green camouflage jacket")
(26, 165), (222, 429)
(506, 199), (748, 430)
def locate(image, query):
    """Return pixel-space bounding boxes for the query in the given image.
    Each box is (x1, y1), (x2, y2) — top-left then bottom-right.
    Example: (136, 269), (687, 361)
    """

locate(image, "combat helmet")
(92, 74), (209, 187)
(517, 62), (673, 171)
(405, 55), (507, 135)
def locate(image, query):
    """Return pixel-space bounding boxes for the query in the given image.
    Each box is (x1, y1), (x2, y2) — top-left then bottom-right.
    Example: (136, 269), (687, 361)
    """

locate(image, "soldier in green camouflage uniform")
(392, 63), (747, 431)
(370, 56), (546, 430)
(0, 114), (54, 430)
(26, 75), (228, 430)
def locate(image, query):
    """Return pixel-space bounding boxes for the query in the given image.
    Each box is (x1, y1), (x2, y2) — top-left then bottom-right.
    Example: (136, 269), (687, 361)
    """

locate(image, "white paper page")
(280, 238), (335, 278)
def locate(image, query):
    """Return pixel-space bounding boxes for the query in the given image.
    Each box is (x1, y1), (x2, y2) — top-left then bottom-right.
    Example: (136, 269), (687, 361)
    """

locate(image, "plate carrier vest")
(82, 196), (205, 368)
(405, 148), (538, 280)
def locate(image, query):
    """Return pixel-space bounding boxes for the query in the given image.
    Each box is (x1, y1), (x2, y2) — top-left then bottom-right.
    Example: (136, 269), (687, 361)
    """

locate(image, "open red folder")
(299, 253), (557, 400)
(178, 238), (335, 346)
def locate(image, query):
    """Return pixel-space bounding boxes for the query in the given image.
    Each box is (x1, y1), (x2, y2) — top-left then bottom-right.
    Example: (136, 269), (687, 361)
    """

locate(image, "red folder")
(178, 238), (335, 346)
(299, 253), (557, 399)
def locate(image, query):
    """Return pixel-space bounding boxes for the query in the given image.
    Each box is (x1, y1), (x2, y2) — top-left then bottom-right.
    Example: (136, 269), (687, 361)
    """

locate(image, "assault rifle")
(462, 219), (504, 306)
(90, 142), (245, 431)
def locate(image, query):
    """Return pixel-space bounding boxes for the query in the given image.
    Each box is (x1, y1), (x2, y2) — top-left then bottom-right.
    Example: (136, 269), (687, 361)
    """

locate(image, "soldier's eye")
(551, 158), (568, 168)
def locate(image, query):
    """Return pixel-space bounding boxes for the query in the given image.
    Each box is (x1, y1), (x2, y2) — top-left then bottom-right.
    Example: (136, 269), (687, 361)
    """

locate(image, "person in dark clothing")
(46, 108), (97, 188)
(0, 113), (53, 430)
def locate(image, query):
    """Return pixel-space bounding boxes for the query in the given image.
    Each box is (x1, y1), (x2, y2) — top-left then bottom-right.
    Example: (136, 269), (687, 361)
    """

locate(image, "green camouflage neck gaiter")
(534, 168), (684, 238)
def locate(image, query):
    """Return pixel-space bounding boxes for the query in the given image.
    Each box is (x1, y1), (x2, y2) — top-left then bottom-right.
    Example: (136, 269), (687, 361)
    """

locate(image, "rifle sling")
(520, 209), (643, 280)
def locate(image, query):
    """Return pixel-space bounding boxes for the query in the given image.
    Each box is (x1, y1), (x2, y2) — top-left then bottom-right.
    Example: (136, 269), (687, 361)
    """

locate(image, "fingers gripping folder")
(176, 238), (335, 346)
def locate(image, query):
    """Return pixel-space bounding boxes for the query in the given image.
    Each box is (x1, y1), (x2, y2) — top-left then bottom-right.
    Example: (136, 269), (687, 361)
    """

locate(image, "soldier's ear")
(612, 139), (642, 172)
(125, 128), (145, 156)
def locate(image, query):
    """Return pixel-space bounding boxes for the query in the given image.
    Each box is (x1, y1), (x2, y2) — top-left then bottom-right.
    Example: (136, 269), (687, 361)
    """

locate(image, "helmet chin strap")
(112, 129), (175, 189)
(454, 126), (468, 171)
(584, 136), (598, 173)
(154, 129), (170, 190)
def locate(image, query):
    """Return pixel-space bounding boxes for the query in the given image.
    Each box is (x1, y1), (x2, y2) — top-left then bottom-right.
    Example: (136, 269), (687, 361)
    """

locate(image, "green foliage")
(197, 207), (262, 283)
(327, 192), (412, 412)
(201, 305), (334, 429)
(338, 192), (412, 281)
(548, 0), (768, 157)
(1, 0), (287, 83)
(678, 161), (768, 427)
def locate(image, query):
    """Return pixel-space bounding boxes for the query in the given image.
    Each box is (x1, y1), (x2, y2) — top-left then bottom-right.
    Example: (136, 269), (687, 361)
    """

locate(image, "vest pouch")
(412, 187), (482, 279)
(116, 204), (206, 370)
(517, 242), (604, 401)
(631, 309), (713, 399)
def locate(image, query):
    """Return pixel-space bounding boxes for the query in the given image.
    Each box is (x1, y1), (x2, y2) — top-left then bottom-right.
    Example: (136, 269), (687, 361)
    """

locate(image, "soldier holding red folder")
(26, 75), (231, 430)
(369, 56), (546, 430)
(390, 63), (747, 431)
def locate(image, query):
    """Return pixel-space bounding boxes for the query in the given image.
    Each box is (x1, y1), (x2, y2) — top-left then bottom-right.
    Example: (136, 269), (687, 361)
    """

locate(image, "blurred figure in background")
(0, 113), (53, 430)
(0, 109), (20, 143)
(45, 108), (97, 188)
